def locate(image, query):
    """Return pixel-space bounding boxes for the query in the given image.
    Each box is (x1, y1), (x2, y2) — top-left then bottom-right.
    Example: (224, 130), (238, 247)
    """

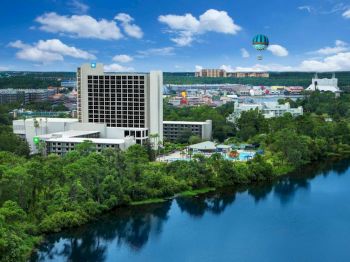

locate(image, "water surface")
(32, 160), (350, 262)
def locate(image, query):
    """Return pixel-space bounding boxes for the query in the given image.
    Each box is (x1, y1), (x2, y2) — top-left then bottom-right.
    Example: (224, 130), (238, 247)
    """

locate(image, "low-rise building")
(13, 118), (136, 155)
(0, 89), (49, 104)
(227, 102), (303, 123)
(163, 120), (212, 142)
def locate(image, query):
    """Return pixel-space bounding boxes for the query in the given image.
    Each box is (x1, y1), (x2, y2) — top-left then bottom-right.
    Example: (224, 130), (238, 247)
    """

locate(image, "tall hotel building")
(77, 63), (163, 145)
(14, 63), (163, 154)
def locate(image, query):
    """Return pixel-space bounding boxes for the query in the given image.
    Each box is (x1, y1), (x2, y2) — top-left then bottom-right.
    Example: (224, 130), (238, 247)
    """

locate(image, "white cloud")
(0, 66), (9, 71)
(137, 47), (175, 57)
(298, 6), (313, 13)
(195, 65), (203, 72)
(219, 51), (350, 72)
(104, 63), (134, 72)
(159, 9), (241, 46)
(68, 0), (89, 14)
(112, 54), (133, 63)
(241, 48), (250, 58)
(114, 13), (143, 39)
(36, 12), (123, 40)
(267, 44), (289, 57)
(300, 52), (350, 71)
(314, 40), (348, 55)
(9, 39), (96, 63)
(343, 9), (350, 18)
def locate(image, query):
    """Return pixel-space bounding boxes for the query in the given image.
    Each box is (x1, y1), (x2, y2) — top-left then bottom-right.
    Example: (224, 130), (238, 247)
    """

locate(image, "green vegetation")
(24, 101), (69, 112)
(1, 91), (350, 261)
(164, 101), (236, 142)
(0, 72), (74, 89)
(178, 188), (216, 197)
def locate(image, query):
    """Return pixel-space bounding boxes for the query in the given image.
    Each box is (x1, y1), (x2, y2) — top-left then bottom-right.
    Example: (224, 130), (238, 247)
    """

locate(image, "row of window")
(88, 75), (145, 80)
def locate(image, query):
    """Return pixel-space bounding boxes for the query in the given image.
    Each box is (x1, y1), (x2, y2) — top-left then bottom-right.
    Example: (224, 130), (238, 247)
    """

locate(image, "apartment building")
(195, 69), (227, 78)
(163, 120), (212, 142)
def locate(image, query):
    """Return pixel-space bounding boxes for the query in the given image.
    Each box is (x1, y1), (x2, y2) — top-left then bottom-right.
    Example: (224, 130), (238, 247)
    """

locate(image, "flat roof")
(163, 120), (210, 125)
(38, 130), (99, 139)
(14, 118), (79, 123)
(46, 137), (126, 144)
(189, 141), (217, 150)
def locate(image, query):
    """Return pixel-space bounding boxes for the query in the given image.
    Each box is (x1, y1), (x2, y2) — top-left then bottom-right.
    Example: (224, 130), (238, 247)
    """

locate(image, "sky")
(0, 0), (350, 72)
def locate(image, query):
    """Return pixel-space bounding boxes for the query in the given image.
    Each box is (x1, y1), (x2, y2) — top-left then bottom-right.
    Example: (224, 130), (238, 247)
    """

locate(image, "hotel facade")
(14, 63), (163, 154)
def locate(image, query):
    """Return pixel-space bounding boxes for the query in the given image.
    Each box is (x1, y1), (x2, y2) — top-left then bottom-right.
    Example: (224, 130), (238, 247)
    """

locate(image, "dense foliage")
(164, 101), (236, 142)
(1, 92), (350, 261)
(0, 72), (74, 89)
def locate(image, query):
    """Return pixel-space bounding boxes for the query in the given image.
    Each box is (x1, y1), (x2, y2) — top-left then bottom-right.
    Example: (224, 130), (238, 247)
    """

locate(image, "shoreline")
(29, 155), (349, 259)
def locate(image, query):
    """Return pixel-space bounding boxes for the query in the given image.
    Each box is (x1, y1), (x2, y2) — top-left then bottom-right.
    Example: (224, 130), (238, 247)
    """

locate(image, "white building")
(163, 120), (212, 142)
(306, 73), (341, 93)
(77, 63), (163, 145)
(13, 118), (136, 155)
(13, 63), (163, 154)
(227, 102), (303, 123)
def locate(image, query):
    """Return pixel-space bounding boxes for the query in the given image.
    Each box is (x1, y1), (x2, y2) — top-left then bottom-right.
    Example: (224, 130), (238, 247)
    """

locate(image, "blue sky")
(0, 0), (350, 72)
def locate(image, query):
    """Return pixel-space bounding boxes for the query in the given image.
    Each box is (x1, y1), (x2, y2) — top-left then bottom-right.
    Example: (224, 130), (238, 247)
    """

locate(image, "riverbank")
(32, 158), (350, 262)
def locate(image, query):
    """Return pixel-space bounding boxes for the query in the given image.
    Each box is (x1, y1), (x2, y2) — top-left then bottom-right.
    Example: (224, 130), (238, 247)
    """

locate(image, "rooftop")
(14, 118), (79, 124)
(163, 120), (211, 125)
(189, 141), (217, 151)
(46, 137), (126, 144)
(38, 130), (99, 139)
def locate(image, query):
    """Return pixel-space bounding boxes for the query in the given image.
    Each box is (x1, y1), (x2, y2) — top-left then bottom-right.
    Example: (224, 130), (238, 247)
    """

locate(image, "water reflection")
(32, 159), (350, 261)
(176, 190), (236, 217)
(32, 202), (172, 261)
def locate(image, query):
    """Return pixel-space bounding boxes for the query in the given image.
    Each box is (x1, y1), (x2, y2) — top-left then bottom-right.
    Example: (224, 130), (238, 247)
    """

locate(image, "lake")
(31, 159), (350, 262)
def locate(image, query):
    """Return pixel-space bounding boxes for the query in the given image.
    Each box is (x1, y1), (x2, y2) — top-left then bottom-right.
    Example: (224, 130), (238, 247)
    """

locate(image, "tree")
(188, 135), (201, 145)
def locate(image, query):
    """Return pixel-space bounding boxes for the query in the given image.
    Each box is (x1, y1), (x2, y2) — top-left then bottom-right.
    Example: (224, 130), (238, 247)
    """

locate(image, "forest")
(1, 92), (350, 261)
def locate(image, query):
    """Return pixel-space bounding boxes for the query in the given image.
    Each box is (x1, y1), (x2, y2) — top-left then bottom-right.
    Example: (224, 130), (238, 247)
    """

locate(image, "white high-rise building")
(77, 63), (163, 145)
(13, 63), (163, 154)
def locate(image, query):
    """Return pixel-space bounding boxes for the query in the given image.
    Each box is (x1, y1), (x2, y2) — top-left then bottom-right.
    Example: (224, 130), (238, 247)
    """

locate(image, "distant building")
(163, 120), (212, 142)
(61, 80), (77, 88)
(227, 102), (303, 123)
(0, 89), (49, 105)
(306, 73), (341, 93)
(195, 69), (226, 78)
(195, 69), (269, 78)
(227, 72), (270, 78)
(0, 89), (25, 104)
(285, 86), (304, 95)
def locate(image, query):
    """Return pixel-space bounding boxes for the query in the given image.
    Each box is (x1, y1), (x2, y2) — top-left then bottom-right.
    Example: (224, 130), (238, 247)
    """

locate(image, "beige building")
(195, 69), (227, 78)
(195, 69), (269, 78)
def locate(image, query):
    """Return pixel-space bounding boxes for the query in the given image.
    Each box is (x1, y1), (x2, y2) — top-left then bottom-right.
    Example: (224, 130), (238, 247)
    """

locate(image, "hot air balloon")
(252, 34), (269, 60)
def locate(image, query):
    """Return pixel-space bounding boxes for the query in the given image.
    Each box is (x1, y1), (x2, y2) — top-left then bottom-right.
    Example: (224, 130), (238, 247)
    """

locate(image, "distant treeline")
(0, 72), (75, 89)
(1, 71), (349, 90)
